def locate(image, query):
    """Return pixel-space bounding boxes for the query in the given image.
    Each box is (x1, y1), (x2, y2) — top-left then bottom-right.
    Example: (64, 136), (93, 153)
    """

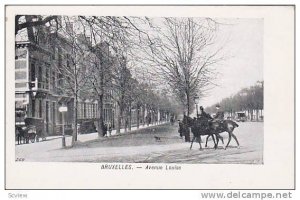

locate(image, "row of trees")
(206, 81), (264, 120)
(16, 15), (182, 146)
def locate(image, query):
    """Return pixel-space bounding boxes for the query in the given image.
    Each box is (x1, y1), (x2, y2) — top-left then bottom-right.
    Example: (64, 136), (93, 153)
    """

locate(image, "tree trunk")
(186, 92), (190, 116)
(129, 107), (132, 131)
(71, 60), (78, 146)
(142, 105), (146, 126)
(124, 114), (128, 133)
(115, 103), (121, 134)
(71, 94), (78, 147)
(137, 106), (140, 129)
(97, 94), (104, 137)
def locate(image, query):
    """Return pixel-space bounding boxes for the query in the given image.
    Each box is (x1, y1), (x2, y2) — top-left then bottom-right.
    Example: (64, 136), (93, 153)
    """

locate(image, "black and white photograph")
(14, 14), (264, 164)
(5, 5), (294, 190)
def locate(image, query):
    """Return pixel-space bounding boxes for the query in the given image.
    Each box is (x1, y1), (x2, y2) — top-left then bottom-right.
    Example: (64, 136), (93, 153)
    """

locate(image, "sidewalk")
(45, 121), (170, 143)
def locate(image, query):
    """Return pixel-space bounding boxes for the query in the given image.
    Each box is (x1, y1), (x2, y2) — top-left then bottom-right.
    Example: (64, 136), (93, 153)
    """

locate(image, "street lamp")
(59, 105), (68, 147)
(194, 94), (200, 117)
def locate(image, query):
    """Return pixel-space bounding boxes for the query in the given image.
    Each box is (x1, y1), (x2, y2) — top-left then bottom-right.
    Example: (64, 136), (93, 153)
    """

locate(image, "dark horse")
(16, 126), (29, 144)
(178, 120), (191, 142)
(182, 115), (218, 150)
(183, 115), (240, 150)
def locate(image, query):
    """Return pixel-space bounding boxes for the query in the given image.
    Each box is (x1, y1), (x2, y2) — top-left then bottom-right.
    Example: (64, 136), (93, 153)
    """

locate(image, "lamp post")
(194, 94), (200, 117)
(59, 105), (68, 147)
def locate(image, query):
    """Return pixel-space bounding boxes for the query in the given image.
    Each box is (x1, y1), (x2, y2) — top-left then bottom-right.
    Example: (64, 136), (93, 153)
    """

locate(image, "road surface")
(15, 122), (263, 164)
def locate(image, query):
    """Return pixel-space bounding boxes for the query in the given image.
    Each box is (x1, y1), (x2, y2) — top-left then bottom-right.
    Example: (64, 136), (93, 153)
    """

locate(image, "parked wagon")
(24, 117), (46, 142)
(15, 117), (46, 144)
(236, 112), (247, 122)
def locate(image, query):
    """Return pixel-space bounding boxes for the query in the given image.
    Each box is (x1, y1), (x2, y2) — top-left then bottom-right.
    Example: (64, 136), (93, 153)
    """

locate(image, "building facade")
(15, 16), (116, 136)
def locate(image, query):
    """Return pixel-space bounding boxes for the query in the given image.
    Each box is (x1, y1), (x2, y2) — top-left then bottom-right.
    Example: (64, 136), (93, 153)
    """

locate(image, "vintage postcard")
(5, 5), (295, 189)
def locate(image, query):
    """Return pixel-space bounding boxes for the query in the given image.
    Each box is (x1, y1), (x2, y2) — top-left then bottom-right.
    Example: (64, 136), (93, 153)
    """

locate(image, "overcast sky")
(200, 18), (263, 108)
(16, 16), (263, 111)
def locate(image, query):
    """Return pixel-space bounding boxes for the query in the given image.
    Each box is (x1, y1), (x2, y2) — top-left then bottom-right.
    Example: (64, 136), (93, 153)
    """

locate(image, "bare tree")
(52, 16), (95, 145)
(142, 18), (224, 116)
(76, 16), (154, 135)
(15, 15), (58, 35)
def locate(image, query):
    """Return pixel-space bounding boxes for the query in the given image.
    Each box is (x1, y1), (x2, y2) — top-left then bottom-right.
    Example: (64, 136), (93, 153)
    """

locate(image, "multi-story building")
(15, 16), (75, 136)
(15, 16), (116, 136)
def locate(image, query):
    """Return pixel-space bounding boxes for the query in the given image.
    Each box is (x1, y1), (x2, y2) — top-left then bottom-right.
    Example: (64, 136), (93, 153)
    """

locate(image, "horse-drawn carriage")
(15, 117), (46, 144)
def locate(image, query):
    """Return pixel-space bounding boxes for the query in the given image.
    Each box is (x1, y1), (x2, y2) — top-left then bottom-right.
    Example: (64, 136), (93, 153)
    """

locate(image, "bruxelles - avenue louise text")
(101, 164), (132, 170)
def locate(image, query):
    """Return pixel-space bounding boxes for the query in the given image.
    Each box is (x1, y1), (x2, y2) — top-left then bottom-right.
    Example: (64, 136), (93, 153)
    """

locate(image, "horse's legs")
(225, 132), (232, 150)
(215, 134), (219, 146)
(231, 132), (240, 148)
(198, 136), (203, 150)
(217, 134), (224, 144)
(216, 134), (225, 149)
(205, 135), (210, 147)
(20, 135), (24, 144)
(190, 136), (195, 150)
(211, 134), (217, 149)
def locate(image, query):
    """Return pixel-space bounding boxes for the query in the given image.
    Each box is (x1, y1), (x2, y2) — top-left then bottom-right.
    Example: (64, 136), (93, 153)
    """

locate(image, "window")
(32, 100), (36, 117)
(15, 93), (26, 99)
(39, 99), (43, 118)
(52, 102), (56, 124)
(15, 49), (27, 59)
(77, 103), (81, 119)
(15, 83), (26, 88)
(92, 104), (95, 118)
(38, 66), (43, 88)
(46, 101), (49, 122)
(51, 71), (56, 90)
(83, 103), (86, 118)
(31, 63), (36, 81)
(87, 104), (90, 118)
(15, 71), (27, 80)
(15, 60), (26, 69)
(45, 68), (49, 89)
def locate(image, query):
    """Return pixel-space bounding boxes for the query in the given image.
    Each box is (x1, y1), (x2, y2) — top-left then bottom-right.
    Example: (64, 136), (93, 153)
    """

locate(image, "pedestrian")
(102, 123), (108, 137)
(108, 123), (112, 136)
(178, 120), (183, 138)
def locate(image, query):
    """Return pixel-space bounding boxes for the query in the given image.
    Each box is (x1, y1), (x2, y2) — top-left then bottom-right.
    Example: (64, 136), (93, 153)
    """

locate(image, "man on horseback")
(212, 104), (225, 129)
(199, 106), (213, 120)
(197, 106), (212, 132)
(213, 104), (224, 121)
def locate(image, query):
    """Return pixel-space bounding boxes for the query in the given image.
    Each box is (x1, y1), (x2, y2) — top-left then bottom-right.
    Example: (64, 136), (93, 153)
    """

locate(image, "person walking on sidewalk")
(102, 123), (108, 137)
(108, 123), (112, 136)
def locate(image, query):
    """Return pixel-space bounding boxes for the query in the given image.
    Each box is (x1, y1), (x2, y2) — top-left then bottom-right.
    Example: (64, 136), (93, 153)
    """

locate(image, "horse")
(178, 120), (191, 142)
(16, 126), (24, 144)
(182, 115), (219, 150)
(204, 119), (240, 149)
(16, 126), (28, 144)
(183, 115), (240, 150)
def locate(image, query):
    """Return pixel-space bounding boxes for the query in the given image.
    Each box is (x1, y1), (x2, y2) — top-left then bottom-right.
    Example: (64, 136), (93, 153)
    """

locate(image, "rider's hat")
(200, 106), (204, 110)
(216, 104), (220, 108)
